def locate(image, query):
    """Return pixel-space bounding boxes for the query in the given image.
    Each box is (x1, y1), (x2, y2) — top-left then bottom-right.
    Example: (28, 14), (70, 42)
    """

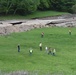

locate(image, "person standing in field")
(39, 42), (42, 51)
(69, 29), (71, 35)
(41, 32), (44, 38)
(48, 47), (52, 55)
(45, 46), (48, 53)
(18, 44), (20, 52)
(52, 48), (56, 56)
(29, 48), (33, 55)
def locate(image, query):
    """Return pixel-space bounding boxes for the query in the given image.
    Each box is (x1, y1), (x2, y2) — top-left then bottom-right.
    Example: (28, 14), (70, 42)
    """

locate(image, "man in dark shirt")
(18, 44), (20, 52)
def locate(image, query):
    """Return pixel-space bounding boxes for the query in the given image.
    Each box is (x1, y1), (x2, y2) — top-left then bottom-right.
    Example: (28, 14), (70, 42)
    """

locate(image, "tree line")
(0, 0), (76, 15)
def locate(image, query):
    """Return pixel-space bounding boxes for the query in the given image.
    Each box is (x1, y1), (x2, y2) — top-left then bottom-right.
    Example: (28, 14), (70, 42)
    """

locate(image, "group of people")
(17, 42), (56, 56)
(17, 44), (33, 55)
(39, 42), (56, 56)
(45, 47), (56, 56)
(17, 29), (71, 56)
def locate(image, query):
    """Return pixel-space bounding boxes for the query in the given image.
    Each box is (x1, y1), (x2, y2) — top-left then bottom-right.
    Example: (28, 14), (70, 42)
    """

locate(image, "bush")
(71, 4), (76, 13)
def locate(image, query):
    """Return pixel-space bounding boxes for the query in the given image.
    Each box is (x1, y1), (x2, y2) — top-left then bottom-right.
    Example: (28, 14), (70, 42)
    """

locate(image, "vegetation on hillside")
(0, 0), (75, 15)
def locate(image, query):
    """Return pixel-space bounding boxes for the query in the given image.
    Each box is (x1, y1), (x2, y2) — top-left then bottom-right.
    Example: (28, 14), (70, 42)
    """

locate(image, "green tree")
(49, 0), (75, 12)
(71, 4), (76, 13)
(38, 0), (50, 10)
(13, 0), (38, 15)
(0, 0), (39, 15)
(0, 0), (76, 15)
(63, 0), (75, 12)
(0, 0), (11, 14)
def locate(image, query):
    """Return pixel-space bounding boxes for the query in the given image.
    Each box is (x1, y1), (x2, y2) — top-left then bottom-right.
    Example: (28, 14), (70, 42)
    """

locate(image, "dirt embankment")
(0, 14), (76, 35)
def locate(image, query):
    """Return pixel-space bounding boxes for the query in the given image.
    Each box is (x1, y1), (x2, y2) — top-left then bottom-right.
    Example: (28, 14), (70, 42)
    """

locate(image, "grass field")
(0, 27), (76, 75)
(0, 11), (68, 20)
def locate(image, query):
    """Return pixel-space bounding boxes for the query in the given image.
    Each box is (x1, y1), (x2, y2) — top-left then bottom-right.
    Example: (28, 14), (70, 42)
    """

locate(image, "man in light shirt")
(39, 42), (42, 51)
(45, 46), (48, 53)
(29, 48), (33, 55)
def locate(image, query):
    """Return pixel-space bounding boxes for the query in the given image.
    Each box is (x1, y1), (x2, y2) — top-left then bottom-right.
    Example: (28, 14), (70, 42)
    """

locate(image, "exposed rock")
(0, 14), (76, 35)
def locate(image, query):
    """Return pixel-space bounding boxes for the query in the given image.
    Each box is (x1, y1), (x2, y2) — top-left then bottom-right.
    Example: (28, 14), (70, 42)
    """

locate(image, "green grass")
(0, 11), (68, 20)
(0, 27), (76, 75)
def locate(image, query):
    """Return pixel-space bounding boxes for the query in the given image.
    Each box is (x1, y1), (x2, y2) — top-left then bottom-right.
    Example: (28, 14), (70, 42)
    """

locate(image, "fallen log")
(10, 22), (22, 25)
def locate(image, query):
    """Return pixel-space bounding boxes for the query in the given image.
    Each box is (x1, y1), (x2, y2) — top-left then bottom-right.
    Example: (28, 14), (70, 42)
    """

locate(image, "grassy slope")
(0, 27), (76, 75)
(0, 11), (68, 20)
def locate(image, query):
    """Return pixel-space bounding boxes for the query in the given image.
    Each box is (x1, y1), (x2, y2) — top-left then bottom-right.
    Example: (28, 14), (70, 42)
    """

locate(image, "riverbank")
(0, 14), (76, 35)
